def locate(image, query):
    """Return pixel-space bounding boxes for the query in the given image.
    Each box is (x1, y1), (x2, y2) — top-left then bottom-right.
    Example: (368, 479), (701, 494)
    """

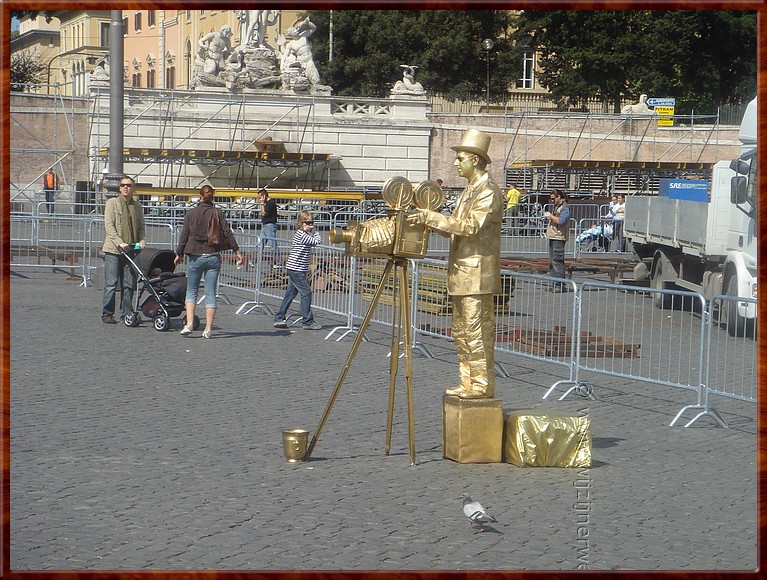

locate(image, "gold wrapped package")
(443, 396), (503, 463)
(503, 409), (591, 467)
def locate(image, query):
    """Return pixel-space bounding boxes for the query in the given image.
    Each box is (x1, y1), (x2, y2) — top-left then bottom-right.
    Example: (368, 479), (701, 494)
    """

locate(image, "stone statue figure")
(277, 16), (321, 88)
(90, 56), (110, 81)
(391, 65), (425, 95)
(236, 9), (280, 49)
(621, 94), (655, 115)
(198, 25), (234, 75)
(407, 129), (503, 399)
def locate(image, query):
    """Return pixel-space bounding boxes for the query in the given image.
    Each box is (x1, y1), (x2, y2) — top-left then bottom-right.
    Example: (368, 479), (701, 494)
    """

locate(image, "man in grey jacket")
(101, 176), (146, 324)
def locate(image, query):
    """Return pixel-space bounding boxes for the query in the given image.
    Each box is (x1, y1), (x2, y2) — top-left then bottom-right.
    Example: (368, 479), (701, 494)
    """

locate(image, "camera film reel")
(381, 176), (414, 210)
(382, 176), (444, 211)
(413, 180), (444, 211)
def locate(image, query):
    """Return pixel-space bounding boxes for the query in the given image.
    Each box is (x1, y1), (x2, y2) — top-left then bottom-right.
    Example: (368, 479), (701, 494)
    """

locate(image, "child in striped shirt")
(273, 210), (323, 330)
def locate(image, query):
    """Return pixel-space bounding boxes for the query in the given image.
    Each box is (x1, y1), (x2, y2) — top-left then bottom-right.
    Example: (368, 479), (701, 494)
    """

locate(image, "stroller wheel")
(182, 314), (201, 331)
(124, 311), (140, 327)
(153, 314), (170, 332)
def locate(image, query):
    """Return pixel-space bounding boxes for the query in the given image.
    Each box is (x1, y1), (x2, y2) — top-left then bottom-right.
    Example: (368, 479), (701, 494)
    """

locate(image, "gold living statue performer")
(408, 129), (503, 398)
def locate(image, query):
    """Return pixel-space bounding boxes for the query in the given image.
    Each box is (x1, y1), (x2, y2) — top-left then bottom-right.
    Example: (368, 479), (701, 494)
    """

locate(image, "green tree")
(512, 10), (756, 113)
(10, 10), (56, 23)
(305, 10), (520, 99)
(11, 49), (45, 91)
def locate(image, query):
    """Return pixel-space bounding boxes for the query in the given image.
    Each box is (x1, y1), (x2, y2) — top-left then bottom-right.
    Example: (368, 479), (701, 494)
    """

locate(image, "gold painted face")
(454, 152), (477, 180)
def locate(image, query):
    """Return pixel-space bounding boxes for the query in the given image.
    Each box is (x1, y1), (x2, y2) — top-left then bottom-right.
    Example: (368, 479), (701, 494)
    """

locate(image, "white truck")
(625, 97), (757, 336)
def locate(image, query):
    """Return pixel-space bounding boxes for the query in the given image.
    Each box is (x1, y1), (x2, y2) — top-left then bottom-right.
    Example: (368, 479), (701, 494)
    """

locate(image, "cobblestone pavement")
(8, 270), (757, 572)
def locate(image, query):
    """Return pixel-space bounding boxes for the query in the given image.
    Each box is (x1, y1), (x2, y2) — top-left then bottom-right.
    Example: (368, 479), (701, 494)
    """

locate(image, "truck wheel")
(651, 260), (672, 309)
(725, 274), (753, 338)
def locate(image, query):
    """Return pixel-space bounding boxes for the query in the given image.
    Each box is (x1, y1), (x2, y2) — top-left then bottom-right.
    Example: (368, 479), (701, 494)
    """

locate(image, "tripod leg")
(305, 259), (394, 461)
(385, 261), (403, 455)
(399, 262), (417, 465)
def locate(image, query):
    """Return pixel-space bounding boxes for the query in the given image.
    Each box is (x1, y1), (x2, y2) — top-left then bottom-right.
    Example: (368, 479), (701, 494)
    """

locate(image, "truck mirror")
(730, 175), (748, 205)
(729, 158), (751, 175)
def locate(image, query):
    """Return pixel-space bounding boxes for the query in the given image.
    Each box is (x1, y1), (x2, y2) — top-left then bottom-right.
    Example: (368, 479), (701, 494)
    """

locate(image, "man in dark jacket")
(258, 188), (278, 252)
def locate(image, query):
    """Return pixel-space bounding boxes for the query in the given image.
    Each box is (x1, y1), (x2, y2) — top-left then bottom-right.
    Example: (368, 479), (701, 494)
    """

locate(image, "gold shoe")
(444, 385), (466, 397)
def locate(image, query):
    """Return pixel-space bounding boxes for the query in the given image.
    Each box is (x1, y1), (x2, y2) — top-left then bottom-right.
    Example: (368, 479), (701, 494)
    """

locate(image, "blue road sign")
(647, 97), (676, 107)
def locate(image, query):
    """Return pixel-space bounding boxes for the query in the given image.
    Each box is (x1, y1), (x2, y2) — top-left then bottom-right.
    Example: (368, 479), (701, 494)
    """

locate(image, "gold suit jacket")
(422, 172), (503, 296)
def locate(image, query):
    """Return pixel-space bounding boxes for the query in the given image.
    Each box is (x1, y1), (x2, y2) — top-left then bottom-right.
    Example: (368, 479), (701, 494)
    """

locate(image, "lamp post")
(482, 38), (494, 113)
(103, 10), (125, 198)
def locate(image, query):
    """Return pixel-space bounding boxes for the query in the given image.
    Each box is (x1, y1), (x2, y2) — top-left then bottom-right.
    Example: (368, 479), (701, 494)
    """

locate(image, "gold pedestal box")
(503, 409), (592, 467)
(442, 396), (504, 463)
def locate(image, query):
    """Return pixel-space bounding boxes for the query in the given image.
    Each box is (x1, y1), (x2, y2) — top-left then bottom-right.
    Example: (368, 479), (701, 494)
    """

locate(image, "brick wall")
(10, 92), (92, 205)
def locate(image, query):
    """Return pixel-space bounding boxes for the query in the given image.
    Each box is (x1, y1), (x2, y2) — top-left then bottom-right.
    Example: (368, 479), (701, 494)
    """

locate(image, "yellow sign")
(656, 106), (675, 127)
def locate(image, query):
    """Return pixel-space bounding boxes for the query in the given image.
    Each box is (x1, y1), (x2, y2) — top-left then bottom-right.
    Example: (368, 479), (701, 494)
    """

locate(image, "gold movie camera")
(330, 177), (444, 259)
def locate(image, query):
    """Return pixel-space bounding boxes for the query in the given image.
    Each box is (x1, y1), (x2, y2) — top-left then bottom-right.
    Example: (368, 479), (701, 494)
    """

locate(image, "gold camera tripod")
(305, 255), (418, 465)
(304, 176), (444, 466)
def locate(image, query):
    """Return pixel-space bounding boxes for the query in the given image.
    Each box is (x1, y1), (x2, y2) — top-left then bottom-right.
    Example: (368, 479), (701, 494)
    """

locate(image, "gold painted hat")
(451, 128), (492, 164)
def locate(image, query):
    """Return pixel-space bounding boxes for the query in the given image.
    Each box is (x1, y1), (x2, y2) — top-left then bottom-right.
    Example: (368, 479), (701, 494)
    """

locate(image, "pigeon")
(460, 493), (498, 531)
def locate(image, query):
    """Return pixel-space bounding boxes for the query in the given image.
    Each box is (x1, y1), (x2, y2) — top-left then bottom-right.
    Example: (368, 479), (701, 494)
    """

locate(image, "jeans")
(185, 254), (221, 309)
(102, 252), (137, 319)
(44, 188), (55, 214)
(613, 220), (626, 252)
(548, 239), (566, 286)
(275, 269), (314, 324)
(261, 222), (277, 251)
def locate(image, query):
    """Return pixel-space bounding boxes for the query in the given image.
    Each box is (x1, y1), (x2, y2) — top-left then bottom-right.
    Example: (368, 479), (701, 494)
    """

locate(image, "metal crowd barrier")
(11, 211), (755, 428)
(85, 219), (177, 287)
(493, 271), (579, 378)
(10, 214), (93, 286)
(705, 295), (758, 401)
(547, 282), (710, 424)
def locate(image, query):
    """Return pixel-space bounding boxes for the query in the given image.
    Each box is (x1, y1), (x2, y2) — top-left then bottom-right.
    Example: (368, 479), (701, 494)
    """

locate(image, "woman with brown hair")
(174, 185), (243, 338)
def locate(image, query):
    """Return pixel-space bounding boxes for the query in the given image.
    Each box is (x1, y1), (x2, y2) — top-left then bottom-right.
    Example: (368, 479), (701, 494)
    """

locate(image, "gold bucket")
(281, 429), (310, 462)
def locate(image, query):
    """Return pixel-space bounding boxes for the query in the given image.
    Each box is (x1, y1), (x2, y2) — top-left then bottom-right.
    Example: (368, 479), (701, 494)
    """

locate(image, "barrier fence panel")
(232, 234), (274, 317)
(87, 219), (177, 250)
(87, 219), (177, 287)
(214, 230), (260, 310)
(409, 258), (451, 354)
(351, 254), (401, 338)
(233, 235), (356, 338)
(249, 234), (294, 311)
(10, 214), (92, 285)
(704, 295), (757, 410)
(424, 230), (451, 257)
(574, 217), (615, 256)
(495, 271), (579, 383)
(560, 281), (713, 426)
(500, 216), (549, 254)
(566, 203), (601, 225)
(324, 255), (360, 341)
(305, 243), (355, 333)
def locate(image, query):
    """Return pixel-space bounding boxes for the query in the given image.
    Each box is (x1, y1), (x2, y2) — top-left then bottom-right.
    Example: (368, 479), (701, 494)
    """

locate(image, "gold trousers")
(451, 294), (495, 396)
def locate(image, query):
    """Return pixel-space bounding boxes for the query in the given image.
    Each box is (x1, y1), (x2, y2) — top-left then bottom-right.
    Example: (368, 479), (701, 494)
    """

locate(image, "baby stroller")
(576, 223), (613, 252)
(119, 247), (200, 331)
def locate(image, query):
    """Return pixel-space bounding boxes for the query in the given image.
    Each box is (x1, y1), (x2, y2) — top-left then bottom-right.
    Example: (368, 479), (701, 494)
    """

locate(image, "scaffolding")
(86, 87), (337, 192)
(10, 84), (82, 211)
(506, 159), (714, 197)
(498, 110), (727, 196)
